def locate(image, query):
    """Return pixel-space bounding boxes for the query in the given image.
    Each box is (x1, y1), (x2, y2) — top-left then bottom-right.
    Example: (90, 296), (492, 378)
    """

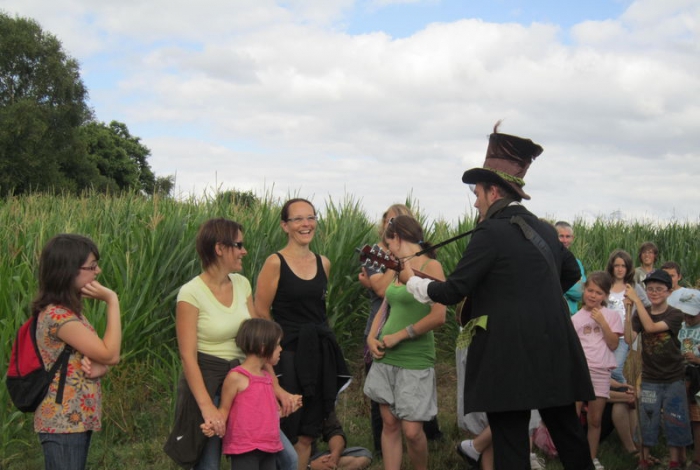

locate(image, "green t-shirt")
(378, 283), (435, 370)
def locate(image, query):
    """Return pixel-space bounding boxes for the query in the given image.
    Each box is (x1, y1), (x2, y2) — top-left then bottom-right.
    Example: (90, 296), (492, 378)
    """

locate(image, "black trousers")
(488, 404), (593, 470)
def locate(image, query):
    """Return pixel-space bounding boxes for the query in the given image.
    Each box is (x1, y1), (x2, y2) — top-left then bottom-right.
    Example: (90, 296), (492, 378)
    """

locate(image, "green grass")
(0, 192), (698, 468)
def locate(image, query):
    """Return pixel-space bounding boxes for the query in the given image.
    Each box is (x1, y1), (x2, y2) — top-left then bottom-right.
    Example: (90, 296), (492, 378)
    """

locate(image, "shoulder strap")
(33, 313), (73, 405)
(510, 216), (572, 315)
(510, 215), (558, 275)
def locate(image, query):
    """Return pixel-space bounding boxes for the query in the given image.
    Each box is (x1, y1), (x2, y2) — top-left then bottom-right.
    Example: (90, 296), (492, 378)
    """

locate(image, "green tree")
(0, 12), (94, 195)
(81, 120), (159, 194)
(0, 13), (173, 197)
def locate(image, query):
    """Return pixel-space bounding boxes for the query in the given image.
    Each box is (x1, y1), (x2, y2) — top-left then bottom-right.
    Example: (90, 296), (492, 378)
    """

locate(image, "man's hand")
(309, 453), (339, 470)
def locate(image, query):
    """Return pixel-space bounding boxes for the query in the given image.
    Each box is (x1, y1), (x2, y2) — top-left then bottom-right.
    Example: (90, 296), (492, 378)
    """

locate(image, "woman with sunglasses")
(255, 198), (350, 470)
(166, 218), (256, 469)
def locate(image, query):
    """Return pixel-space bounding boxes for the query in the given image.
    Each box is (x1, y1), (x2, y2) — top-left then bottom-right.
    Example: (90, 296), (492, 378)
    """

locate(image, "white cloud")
(3, 0), (699, 225)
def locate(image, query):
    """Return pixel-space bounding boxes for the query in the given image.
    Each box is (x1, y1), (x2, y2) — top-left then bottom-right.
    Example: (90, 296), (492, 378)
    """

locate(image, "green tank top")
(378, 283), (435, 370)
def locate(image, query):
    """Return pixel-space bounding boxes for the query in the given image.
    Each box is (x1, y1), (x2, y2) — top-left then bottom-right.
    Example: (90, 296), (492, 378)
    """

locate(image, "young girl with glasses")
(32, 234), (122, 470)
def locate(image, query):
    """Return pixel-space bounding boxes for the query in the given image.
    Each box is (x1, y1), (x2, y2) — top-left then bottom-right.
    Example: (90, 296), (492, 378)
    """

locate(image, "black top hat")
(462, 121), (543, 200)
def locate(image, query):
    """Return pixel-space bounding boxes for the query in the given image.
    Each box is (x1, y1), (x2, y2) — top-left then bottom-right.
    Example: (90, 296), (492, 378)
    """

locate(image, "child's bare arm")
(625, 284), (669, 333)
(202, 371), (242, 438)
(591, 308), (619, 351)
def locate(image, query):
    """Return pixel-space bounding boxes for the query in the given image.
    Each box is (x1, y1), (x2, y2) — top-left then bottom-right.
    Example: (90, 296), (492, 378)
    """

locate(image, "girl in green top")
(364, 215), (446, 470)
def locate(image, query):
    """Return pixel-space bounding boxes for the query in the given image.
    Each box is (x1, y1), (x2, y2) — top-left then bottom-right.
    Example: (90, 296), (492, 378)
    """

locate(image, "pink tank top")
(222, 366), (283, 455)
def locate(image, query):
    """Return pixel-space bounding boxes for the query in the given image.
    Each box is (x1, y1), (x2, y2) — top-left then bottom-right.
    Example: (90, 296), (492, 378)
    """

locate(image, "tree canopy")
(0, 12), (172, 196)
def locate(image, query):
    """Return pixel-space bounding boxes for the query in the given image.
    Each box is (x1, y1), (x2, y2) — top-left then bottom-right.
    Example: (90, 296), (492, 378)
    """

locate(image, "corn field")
(0, 192), (697, 469)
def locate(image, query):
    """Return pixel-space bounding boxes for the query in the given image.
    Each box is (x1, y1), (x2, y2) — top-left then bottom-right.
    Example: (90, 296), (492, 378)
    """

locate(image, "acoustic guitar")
(357, 244), (441, 281)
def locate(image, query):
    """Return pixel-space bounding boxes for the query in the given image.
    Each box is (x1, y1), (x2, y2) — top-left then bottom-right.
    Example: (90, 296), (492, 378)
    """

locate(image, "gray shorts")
(363, 362), (437, 422)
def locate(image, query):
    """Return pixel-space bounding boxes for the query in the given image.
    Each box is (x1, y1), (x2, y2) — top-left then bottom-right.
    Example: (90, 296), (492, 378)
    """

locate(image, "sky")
(2, 0), (699, 226)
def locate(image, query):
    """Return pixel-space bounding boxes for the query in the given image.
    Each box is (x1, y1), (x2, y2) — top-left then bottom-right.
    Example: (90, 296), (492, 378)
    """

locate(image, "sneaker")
(530, 452), (545, 470)
(592, 458), (604, 470)
(456, 442), (479, 469)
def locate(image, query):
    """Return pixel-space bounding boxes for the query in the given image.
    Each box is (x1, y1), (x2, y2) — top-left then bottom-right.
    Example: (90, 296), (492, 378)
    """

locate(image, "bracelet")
(406, 324), (417, 339)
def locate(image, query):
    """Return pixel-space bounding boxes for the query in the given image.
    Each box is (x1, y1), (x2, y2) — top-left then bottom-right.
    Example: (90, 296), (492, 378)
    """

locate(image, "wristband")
(406, 324), (417, 339)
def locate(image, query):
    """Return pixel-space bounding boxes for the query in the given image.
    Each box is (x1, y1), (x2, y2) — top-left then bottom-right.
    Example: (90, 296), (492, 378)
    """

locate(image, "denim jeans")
(276, 431), (298, 470)
(639, 380), (692, 447)
(195, 393), (222, 470)
(38, 431), (92, 470)
(611, 337), (629, 384)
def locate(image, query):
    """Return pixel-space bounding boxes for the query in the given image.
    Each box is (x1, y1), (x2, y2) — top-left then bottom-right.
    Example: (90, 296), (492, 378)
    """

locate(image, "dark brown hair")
(31, 234), (100, 316)
(480, 181), (522, 202)
(661, 261), (682, 277)
(384, 214), (436, 259)
(195, 218), (243, 269)
(235, 318), (283, 359)
(280, 198), (315, 222)
(606, 249), (634, 284)
(637, 242), (659, 264)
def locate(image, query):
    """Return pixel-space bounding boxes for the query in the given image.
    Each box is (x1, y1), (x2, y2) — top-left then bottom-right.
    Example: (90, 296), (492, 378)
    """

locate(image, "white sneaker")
(530, 452), (545, 470)
(592, 458), (604, 470)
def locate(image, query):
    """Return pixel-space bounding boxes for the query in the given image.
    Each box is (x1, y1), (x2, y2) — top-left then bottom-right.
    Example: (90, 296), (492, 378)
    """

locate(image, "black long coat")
(428, 204), (594, 413)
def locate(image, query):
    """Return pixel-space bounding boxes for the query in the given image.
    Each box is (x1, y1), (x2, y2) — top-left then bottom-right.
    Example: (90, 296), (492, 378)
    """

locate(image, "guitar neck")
(411, 268), (441, 282)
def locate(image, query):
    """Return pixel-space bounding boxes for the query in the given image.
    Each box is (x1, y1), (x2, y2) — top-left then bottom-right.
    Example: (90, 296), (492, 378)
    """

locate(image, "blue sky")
(345, 0), (631, 37)
(3, 0), (699, 225)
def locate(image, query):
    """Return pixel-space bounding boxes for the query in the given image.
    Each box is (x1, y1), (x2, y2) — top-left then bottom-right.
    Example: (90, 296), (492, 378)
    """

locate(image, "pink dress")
(222, 366), (283, 455)
(572, 307), (624, 397)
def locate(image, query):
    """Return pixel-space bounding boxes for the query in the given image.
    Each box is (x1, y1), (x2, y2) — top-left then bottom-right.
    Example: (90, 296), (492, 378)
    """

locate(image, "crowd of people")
(26, 123), (699, 470)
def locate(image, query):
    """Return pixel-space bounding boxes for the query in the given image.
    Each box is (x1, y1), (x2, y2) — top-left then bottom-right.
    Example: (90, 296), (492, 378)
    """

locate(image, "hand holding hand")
(280, 394), (303, 417)
(367, 336), (386, 360)
(200, 422), (216, 437)
(201, 404), (226, 437)
(277, 390), (300, 417)
(310, 454), (338, 470)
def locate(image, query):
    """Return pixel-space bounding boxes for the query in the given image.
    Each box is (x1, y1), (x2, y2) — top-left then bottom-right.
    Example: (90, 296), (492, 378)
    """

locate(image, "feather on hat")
(462, 121), (543, 200)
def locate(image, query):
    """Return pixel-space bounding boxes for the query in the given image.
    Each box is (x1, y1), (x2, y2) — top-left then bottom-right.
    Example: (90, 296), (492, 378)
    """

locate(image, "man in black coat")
(402, 123), (595, 470)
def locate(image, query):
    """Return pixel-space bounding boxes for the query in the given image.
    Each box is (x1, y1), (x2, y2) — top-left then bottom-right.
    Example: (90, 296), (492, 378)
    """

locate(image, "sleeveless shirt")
(221, 366), (283, 455)
(271, 252), (328, 351)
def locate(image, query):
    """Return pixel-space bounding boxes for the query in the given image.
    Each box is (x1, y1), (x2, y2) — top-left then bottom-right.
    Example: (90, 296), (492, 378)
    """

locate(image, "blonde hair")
(379, 204), (412, 238)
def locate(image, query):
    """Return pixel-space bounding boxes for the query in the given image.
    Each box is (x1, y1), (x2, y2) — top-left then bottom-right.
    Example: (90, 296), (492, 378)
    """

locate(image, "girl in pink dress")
(571, 271), (624, 470)
(202, 318), (301, 470)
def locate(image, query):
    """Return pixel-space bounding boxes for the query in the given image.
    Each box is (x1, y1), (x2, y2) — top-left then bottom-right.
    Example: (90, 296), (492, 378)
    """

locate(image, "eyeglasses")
(645, 286), (668, 294)
(80, 263), (99, 272)
(286, 216), (318, 224)
(231, 241), (244, 250)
